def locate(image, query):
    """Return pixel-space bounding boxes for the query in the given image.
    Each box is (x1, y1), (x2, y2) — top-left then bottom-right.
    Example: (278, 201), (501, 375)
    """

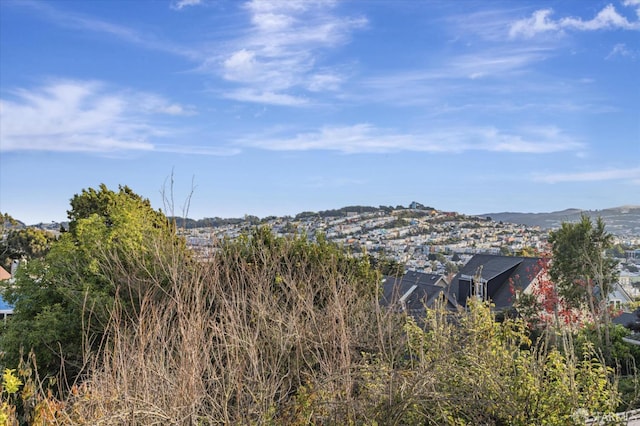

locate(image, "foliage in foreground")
(0, 185), (184, 381)
(0, 186), (623, 424)
(1, 228), (619, 425)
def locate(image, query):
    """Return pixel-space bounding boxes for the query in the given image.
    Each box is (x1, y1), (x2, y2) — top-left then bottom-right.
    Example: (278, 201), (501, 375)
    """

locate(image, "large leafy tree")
(0, 227), (56, 270)
(0, 185), (183, 380)
(548, 215), (618, 348)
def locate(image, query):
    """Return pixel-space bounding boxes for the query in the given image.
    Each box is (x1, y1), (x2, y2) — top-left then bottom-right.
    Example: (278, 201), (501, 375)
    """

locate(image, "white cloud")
(223, 89), (307, 106)
(236, 124), (583, 154)
(561, 4), (639, 30)
(355, 46), (552, 108)
(510, 3), (640, 38)
(171, 0), (204, 10)
(606, 43), (638, 59)
(223, 49), (260, 83)
(307, 72), (343, 92)
(17, 0), (198, 59)
(133, 93), (197, 116)
(450, 48), (549, 79)
(448, 8), (520, 42)
(509, 9), (559, 39)
(0, 80), (202, 154)
(217, 0), (366, 105)
(533, 167), (640, 183)
(624, 0), (640, 16)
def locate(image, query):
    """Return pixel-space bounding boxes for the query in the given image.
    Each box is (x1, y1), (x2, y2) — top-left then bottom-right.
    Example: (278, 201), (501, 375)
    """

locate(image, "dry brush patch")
(17, 229), (619, 425)
(63, 230), (391, 424)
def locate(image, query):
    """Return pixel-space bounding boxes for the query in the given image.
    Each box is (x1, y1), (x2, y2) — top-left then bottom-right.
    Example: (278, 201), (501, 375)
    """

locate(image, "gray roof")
(613, 312), (639, 329)
(382, 271), (455, 316)
(382, 255), (544, 319)
(449, 254), (543, 310)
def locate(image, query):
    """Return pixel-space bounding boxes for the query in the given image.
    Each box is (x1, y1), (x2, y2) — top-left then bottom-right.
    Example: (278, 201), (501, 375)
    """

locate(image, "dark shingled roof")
(449, 254), (543, 310)
(382, 271), (455, 317)
(381, 255), (544, 319)
(614, 308), (640, 332)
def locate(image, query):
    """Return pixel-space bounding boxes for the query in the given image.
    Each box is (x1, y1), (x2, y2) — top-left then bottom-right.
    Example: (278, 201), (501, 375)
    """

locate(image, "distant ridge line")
(17, 204), (640, 236)
(481, 206), (640, 235)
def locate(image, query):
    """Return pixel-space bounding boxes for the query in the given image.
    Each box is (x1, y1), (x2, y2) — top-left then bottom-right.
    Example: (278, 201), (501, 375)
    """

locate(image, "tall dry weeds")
(62, 230), (394, 425)
(46, 228), (619, 425)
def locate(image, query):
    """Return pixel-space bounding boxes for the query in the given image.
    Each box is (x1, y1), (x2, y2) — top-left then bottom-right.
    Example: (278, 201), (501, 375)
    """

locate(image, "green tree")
(548, 215), (618, 350)
(444, 260), (458, 275)
(368, 254), (404, 276)
(0, 212), (19, 263)
(0, 228), (56, 270)
(1, 212), (18, 233)
(0, 185), (183, 381)
(515, 246), (538, 257)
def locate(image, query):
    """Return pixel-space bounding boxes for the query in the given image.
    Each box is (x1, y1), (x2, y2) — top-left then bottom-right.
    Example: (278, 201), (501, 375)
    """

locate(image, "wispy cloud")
(510, 2), (640, 38)
(448, 48), (549, 79)
(356, 46), (552, 108)
(533, 167), (640, 183)
(449, 7), (532, 42)
(223, 89), (308, 106)
(0, 80), (213, 154)
(236, 123), (583, 154)
(606, 43), (638, 59)
(13, 0), (199, 59)
(171, 0), (204, 11)
(362, 48), (547, 85)
(216, 0), (366, 105)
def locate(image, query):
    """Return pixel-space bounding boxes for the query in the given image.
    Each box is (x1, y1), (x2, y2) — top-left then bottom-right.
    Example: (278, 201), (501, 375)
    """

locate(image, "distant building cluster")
(179, 205), (640, 313)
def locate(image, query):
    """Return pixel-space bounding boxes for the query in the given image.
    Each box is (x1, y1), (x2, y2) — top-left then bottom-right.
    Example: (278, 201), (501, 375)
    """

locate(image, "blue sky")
(1, 0), (638, 224)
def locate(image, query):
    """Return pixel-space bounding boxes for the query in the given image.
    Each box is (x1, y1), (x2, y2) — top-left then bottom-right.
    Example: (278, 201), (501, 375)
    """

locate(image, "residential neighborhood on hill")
(176, 203), (640, 280)
(5, 202), (640, 313)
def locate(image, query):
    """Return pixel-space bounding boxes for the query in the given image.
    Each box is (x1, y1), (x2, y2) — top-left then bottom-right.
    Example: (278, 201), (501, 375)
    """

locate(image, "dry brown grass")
(25, 229), (618, 425)
(61, 230), (396, 425)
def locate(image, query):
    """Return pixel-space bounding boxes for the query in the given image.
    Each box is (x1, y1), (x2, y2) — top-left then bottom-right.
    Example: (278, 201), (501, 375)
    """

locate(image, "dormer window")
(471, 278), (487, 301)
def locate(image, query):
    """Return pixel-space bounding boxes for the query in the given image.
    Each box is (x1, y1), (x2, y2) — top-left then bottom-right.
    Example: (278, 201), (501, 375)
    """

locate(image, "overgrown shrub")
(2, 225), (622, 425)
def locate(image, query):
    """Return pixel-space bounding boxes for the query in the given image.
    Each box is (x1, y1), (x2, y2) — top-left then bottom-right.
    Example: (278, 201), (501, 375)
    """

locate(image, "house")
(383, 254), (633, 328)
(448, 254), (543, 311)
(0, 266), (10, 281)
(608, 282), (634, 311)
(382, 270), (456, 318)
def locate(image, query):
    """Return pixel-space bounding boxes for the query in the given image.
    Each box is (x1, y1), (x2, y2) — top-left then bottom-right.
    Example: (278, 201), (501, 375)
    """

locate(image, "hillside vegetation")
(0, 187), (625, 425)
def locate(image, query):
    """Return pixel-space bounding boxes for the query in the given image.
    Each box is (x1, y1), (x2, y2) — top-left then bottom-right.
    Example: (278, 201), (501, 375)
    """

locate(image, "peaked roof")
(0, 266), (10, 281)
(382, 271), (456, 315)
(449, 254), (543, 310)
(609, 282), (634, 303)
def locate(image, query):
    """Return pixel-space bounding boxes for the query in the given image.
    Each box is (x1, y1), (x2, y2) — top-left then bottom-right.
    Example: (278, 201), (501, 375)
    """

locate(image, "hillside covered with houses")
(179, 203), (640, 295)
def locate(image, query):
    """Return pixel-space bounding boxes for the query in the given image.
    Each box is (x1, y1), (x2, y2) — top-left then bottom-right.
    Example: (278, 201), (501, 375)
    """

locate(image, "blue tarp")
(0, 294), (13, 311)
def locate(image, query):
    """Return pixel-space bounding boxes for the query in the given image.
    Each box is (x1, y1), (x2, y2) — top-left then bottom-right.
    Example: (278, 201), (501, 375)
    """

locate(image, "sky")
(0, 0), (639, 224)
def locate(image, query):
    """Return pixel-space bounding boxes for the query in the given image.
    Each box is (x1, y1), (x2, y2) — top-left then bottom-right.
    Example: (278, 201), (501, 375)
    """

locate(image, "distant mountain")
(482, 206), (640, 236)
(2, 218), (26, 230)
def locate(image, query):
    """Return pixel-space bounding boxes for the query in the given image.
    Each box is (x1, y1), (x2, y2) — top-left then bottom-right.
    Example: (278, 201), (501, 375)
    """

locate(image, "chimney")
(10, 259), (20, 277)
